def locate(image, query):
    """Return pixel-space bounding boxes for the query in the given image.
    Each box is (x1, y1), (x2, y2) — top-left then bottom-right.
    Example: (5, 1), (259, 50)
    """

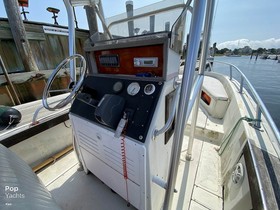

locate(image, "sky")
(0, 0), (280, 50)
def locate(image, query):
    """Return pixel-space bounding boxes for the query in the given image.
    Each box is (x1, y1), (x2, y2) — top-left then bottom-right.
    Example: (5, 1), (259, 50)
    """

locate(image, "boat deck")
(173, 135), (222, 209)
(37, 108), (224, 210)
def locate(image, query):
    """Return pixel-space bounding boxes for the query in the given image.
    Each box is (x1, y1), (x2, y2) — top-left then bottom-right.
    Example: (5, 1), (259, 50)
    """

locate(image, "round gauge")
(144, 84), (156, 95)
(113, 81), (123, 93)
(127, 82), (140, 96)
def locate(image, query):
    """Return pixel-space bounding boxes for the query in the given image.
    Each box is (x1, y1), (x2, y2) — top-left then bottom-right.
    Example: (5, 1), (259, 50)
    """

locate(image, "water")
(212, 56), (280, 131)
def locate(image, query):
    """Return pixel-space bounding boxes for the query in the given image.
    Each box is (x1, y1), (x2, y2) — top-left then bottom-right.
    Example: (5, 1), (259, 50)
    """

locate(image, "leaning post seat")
(0, 144), (61, 210)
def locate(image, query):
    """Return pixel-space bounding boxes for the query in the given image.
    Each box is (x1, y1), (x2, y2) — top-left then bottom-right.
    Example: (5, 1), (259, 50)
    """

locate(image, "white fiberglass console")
(69, 32), (181, 210)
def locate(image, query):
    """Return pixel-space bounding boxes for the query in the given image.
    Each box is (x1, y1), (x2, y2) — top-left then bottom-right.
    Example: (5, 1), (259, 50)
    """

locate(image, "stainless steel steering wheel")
(42, 54), (87, 111)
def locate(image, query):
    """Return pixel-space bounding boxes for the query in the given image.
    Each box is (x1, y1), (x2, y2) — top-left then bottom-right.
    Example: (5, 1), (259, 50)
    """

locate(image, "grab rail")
(212, 60), (280, 152)
(32, 101), (68, 125)
(153, 83), (181, 139)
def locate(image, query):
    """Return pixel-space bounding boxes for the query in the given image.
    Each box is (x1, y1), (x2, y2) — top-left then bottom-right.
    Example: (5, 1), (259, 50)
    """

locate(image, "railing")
(153, 83), (181, 138)
(107, 4), (186, 30)
(211, 60), (280, 154)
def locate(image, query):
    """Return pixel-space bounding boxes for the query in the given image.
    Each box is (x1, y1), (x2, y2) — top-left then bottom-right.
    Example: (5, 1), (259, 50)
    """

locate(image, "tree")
(233, 49), (239, 55)
(270, 48), (276, 54)
(223, 48), (230, 54)
(257, 48), (265, 54)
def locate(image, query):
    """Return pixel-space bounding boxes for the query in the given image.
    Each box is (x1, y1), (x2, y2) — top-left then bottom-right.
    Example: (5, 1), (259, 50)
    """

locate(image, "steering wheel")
(42, 54), (87, 111)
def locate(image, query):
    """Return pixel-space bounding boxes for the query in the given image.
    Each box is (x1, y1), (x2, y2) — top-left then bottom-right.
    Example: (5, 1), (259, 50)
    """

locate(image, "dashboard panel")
(94, 44), (164, 77)
(70, 75), (163, 142)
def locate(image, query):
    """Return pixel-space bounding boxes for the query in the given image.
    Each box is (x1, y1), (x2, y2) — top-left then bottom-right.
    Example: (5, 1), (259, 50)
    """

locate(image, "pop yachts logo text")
(5, 186), (25, 199)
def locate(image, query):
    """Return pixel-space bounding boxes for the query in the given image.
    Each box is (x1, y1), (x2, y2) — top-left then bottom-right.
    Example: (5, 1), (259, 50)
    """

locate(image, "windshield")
(105, 0), (188, 53)
(170, 4), (189, 54)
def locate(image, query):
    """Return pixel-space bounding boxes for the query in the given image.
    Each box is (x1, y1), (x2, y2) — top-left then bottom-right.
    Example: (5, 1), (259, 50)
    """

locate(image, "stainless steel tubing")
(153, 85), (181, 138)
(163, 0), (207, 209)
(186, 0), (216, 160)
(63, 0), (76, 83)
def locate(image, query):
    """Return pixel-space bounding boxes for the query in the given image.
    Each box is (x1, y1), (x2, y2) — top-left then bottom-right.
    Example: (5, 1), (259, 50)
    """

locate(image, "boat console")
(71, 76), (163, 142)
(69, 32), (181, 210)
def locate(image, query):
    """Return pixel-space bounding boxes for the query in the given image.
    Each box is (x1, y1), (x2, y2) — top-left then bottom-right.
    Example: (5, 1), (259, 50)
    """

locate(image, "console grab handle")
(153, 82), (181, 139)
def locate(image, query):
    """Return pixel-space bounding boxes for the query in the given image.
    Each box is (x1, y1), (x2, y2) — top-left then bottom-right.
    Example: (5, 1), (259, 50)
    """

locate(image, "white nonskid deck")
(38, 151), (137, 210)
(173, 135), (223, 210)
(37, 107), (223, 210)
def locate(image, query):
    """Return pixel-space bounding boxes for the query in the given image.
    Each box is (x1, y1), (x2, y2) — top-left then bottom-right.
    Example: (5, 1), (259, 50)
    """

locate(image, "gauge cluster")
(109, 81), (158, 97)
(70, 76), (163, 142)
(126, 82), (156, 96)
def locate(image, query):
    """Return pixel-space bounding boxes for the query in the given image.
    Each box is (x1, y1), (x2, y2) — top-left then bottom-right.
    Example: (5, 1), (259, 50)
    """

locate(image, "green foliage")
(214, 46), (280, 56)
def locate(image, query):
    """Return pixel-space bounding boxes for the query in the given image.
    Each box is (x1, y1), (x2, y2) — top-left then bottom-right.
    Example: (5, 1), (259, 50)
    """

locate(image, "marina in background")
(213, 56), (280, 129)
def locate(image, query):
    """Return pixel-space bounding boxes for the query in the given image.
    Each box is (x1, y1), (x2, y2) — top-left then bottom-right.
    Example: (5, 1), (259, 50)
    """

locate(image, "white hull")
(0, 1), (279, 210)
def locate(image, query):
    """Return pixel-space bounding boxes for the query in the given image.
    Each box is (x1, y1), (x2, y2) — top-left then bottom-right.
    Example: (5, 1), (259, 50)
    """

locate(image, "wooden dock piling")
(3, 0), (39, 72)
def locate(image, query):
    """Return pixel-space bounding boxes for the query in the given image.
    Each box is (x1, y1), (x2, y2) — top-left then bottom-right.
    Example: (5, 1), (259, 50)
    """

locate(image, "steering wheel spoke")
(42, 54), (87, 111)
